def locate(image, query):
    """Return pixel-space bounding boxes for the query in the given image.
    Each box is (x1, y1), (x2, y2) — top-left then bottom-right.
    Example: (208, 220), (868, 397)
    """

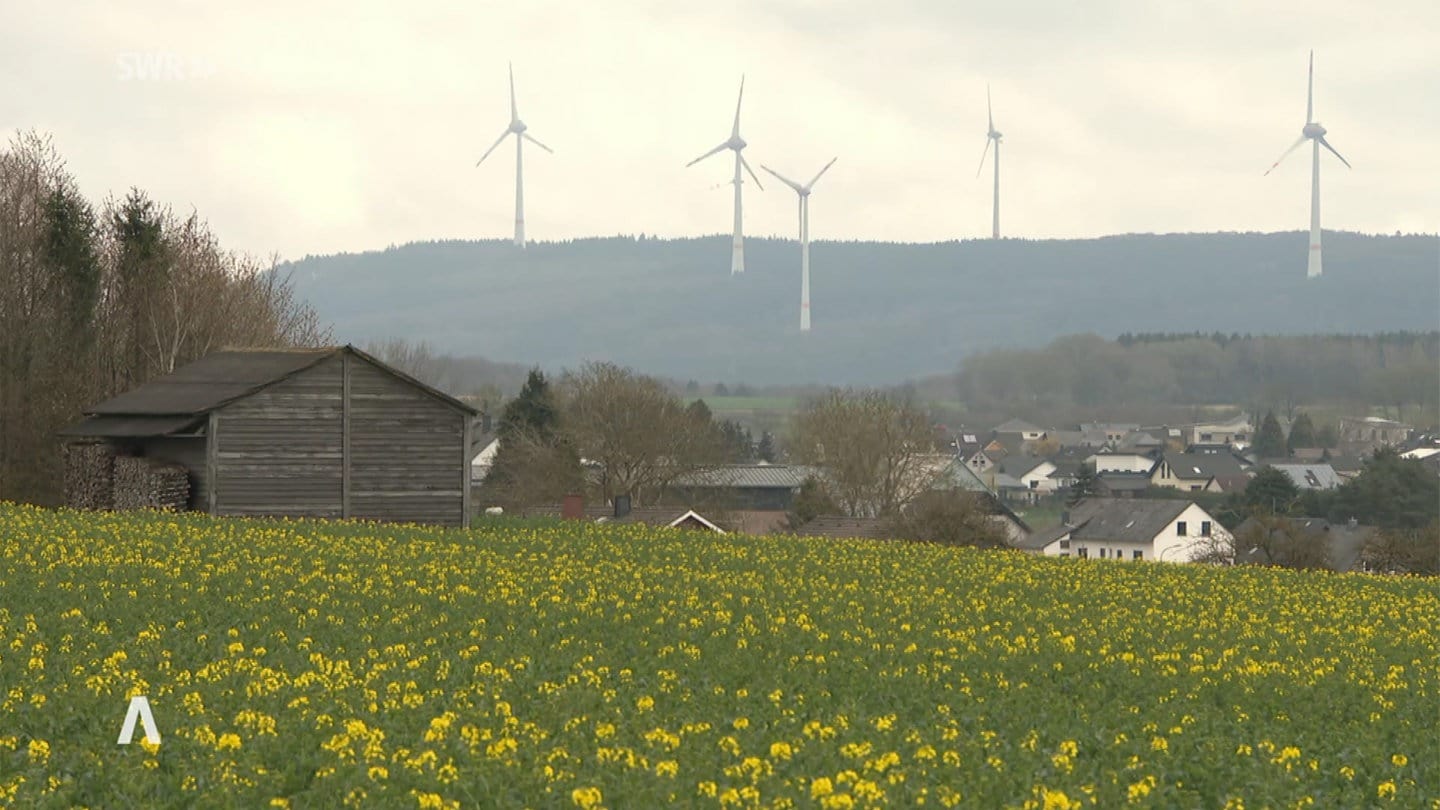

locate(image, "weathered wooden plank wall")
(212, 355), (345, 518)
(347, 359), (466, 526)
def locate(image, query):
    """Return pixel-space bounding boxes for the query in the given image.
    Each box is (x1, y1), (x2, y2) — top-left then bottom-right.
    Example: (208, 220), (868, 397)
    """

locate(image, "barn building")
(60, 346), (477, 527)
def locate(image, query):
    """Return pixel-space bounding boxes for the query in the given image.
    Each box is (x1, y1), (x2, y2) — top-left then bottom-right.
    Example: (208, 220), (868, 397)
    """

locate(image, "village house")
(1339, 416), (1414, 447)
(1151, 452), (1249, 493)
(1016, 499), (1229, 563)
(60, 346), (479, 527)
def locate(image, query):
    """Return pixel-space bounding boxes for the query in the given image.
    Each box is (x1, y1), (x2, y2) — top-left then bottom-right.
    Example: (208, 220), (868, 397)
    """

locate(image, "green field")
(1, 503), (1436, 808)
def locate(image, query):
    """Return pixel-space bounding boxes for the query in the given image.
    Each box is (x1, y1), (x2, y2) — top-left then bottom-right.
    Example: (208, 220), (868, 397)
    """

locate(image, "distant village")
(54, 345), (1438, 577)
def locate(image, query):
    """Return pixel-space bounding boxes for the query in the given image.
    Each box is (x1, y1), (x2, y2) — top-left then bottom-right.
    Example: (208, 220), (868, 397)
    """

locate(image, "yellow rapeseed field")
(0, 502), (1435, 808)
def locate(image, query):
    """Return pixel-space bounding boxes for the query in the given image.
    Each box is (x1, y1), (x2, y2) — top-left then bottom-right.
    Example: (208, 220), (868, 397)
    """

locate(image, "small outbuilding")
(60, 345), (478, 527)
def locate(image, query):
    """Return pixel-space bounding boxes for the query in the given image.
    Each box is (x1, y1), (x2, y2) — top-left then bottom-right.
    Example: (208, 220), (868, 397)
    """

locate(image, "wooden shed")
(60, 345), (478, 527)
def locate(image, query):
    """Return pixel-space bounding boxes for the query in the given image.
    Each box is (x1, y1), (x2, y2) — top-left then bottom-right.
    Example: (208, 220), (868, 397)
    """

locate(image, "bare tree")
(1360, 522), (1440, 575)
(561, 361), (725, 505)
(789, 388), (937, 517)
(884, 490), (1010, 548)
(364, 338), (451, 391)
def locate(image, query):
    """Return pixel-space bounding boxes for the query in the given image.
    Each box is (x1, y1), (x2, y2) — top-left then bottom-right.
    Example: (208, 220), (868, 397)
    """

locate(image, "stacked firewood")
(112, 456), (191, 512)
(64, 442), (116, 510)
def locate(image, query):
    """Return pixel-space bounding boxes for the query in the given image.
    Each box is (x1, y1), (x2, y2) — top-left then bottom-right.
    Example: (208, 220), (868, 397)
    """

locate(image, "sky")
(2, 0), (1437, 261)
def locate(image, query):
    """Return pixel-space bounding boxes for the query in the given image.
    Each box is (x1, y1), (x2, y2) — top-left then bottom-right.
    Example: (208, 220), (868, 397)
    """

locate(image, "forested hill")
(280, 231), (1438, 385)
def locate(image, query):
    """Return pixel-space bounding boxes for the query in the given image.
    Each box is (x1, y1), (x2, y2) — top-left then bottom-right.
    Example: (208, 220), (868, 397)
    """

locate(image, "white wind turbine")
(1265, 50), (1350, 278)
(975, 85), (1002, 239)
(687, 77), (763, 274)
(475, 63), (552, 248)
(762, 158), (836, 332)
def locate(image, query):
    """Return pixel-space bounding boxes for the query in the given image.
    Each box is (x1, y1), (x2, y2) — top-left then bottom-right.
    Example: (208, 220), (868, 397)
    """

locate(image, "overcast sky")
(3, 0), (1436, 260)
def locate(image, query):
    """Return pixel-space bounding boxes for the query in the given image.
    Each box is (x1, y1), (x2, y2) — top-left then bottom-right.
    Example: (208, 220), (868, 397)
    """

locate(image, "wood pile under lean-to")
(112, 456), (191, 512)
(64, 441), (116, 510)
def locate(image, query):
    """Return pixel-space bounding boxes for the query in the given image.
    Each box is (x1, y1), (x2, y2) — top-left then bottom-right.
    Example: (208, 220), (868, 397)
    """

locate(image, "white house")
(1015, 499), (1229, 563)
(993, 419), (1047, 442)
(1088, 452), (1158, 474)
(469, 435), (500, 484)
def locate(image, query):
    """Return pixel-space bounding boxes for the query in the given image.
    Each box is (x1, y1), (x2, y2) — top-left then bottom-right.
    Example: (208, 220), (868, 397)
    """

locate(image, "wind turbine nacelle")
(511, 120), (528, 134)
(1302, 122), (1325, 138)
(727, 136), (747, 150)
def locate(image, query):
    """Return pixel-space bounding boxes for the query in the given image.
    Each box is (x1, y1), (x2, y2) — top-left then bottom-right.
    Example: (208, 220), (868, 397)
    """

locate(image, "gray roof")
(1065, 498), (1192, 544)
(91, 349), (336, 415)
(671, 464), (813, 489)
(74, 346), (476, 424)
(1011, 523), (1072, 551)
(994, 455), (1047, 478)
(986, 472), (1025, 490)
(1160, 452), (1248, 488)
(993, 419), (1044, 434)
(1272, 464), (1341, 490)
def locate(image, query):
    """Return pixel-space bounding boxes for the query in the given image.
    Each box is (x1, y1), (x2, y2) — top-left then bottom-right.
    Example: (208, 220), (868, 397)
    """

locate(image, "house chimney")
(1061, 510), (1071, 526)
(561, 493), (584, 520)
(614, 494), (632, 518)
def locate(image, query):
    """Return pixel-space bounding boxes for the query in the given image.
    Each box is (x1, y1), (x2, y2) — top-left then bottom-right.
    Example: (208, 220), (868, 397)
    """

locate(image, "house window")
(1133, 550), (1143, 560)
(1176, 521), (1187, 536)
(1100, 548), (1107, 559)
(1201, 521), (1212, 537)
(1059, 540), (1070, 550)
(1079, 548), (1088, 559)
(1190, 485), (1201, 492)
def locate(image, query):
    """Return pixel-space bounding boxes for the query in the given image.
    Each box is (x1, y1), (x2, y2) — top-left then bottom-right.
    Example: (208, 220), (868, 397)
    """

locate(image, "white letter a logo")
(118, 696), (161, 745)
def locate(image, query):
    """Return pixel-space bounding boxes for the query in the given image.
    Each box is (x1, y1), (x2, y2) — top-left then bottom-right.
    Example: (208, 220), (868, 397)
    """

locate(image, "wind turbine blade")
(522, 132), (553, 153)
(987, 84), (994, 131)
(741, 156), (764, 190)
(686, 142), (730, 167)
(807, 157), (838, 189)
(1318, 136), (1351, 169)
(476, 128), (511, 166)
(1263, 135), (1307, 176)
(509, 62), (519, 122)
(761, 164), (804, 194)
(732, 75), (745, 138)
(1306, 50), (1314, 124)
(975, 137), (992, 178)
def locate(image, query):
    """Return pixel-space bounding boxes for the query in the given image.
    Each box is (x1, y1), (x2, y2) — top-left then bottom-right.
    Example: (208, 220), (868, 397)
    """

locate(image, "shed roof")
(75, 345), (476, 425)
(57, 414), (204, 438)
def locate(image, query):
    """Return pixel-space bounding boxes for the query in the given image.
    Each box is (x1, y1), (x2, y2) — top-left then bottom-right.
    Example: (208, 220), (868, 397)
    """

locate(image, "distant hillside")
(280, 232), (1439, 385)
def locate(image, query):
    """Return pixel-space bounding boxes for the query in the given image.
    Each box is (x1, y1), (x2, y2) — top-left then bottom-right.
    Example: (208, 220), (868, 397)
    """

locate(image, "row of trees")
(956, 332), (1439, 424)
(0, 133), (329, 504)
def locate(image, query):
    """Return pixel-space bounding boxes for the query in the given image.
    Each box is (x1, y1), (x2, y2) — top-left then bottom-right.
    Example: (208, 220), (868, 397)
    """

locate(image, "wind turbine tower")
(475, 63), (552, 248)
(762, 158), (837, 332)
(975, 85), (1002, 239)
(1265, 51), (1350, 278)
(687, 77), (763, 274)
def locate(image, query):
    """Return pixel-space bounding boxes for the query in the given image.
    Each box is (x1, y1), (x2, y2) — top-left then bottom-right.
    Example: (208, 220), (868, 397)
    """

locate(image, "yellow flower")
(217, 733), (242, 751)
(636, 696), (655, 712)
(368, 766), (388, 781)
(572, 786), (604, 808)
(811, 777), (835, 798)
(1377, 780), (1397, 800)
(1391, 753), (1407, 767)
(28, 739), (50, 764)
